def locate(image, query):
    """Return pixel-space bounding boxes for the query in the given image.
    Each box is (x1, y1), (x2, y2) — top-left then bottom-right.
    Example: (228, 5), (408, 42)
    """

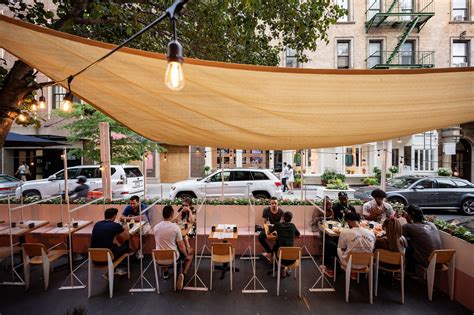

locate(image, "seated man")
(153, 205), (194, 291)
(322, 212), (375, 279)
(269, 211), (300, 277)
(332, 191), (356, 221)
(121, 195), (150, 223)
(402, 205), (442, 276)
(362, 189), (394, 223)
(90, 208), (130, 274)
(258, 197), (284, 262)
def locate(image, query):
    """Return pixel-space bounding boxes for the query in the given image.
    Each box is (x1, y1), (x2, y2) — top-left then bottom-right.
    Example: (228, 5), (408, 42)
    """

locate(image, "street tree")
(0, 0), (345, 147)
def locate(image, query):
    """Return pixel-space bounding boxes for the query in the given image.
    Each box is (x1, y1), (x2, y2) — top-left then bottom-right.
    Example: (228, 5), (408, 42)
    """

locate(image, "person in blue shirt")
(121, 195), (150, 223)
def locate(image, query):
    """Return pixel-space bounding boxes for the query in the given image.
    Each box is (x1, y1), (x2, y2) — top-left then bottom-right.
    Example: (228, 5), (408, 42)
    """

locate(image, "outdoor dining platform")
(0, 254), (470, 315)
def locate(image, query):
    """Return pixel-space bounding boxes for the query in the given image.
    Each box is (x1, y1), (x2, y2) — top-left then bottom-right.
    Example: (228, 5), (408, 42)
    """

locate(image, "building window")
(392, 148), (399, 166)
(336, 0), (350, 22)
(52, 85), (80, 109)
(368, 40), (382, 68)
(337, 40), (351, 69)
(400, 40), (415, 65)
(452, 40), (470, 67)
(400, 0), (414, 21)
(403, 146), (411, 167)
(414, 149), (434, 171)
(285, 48), (298, 68)
(367, 0), (380, 20)
(452, 0), (469, 21)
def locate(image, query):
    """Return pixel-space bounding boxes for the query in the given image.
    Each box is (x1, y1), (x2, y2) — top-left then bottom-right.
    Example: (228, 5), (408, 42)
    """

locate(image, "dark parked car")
(354, 176), (474, 216)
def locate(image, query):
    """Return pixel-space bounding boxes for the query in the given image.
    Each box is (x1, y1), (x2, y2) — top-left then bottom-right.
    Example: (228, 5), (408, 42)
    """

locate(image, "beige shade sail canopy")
(1, 16), (473, 150)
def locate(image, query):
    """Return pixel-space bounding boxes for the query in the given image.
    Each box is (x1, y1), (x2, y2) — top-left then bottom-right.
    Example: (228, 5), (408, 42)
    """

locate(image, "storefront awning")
(0, 16), (473, 150)
(4, 132), (66, 148)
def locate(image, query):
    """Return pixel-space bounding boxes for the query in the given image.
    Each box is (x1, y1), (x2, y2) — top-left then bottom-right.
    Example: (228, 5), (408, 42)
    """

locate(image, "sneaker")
(177, 273), (184, 291)
(163, 271), (170, 280)
(322, 267), (334, 278)
(115, 268), (127, 276)
(350, 272), (357, 280)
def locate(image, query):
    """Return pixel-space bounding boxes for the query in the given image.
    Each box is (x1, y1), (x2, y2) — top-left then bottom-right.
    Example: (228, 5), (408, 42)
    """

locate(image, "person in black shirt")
(69, 176), (89, 201)
(259, 197), (284, 262)
(332, 191), (356, 221)
(90, 208), (130, 270)
(269, 211), (300, 277)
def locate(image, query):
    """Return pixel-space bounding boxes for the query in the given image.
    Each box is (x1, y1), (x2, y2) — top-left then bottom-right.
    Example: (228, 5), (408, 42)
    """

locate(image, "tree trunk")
(0, 60), (35, 148)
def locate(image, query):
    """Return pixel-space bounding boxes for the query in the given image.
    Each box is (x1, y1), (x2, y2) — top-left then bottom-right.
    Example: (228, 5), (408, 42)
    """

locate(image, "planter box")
(438, 231), (474, 311)
(316, 186), (355, 199)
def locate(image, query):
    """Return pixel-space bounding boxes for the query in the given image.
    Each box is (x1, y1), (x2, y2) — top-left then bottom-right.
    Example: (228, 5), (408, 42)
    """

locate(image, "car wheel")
(176, 192), (196, 200)
(460, 198), (474, 215)
(23, 190), (41, 198)
(388, 197), (406, 206)
(253, 192), (270, 199)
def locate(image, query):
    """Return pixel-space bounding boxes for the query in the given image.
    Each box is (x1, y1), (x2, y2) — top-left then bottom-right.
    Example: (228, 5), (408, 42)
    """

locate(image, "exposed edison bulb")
(60, 92), (73, 112)
(165, 61), (185, 91)
(38, 96), (46, 109)
(30, 102), (38, 112)
(17, 113), (26, 122)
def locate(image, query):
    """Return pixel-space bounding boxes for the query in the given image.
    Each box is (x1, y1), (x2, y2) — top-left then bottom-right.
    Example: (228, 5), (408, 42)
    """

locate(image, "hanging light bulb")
(165, 39), (185, 91)
(335, 153), (338, 161)
(17, 112), (26, 122)
(397, 138), (402, 144)
(196, 147), (201, 154)
(38, 95), (46, 109)
(377, 150), (381, 158)
(30, 101), (38, 112)
(60, 92), (73, 112)
(164, 153), (167, 161)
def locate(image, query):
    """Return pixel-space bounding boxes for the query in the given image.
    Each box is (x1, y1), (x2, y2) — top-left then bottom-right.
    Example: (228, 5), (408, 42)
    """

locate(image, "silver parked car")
(0, 174), (21, 197)
(354, 176), (474, 216)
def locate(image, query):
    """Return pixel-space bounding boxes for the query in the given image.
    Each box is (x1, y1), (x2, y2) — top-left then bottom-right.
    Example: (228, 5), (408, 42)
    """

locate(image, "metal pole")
(220, 149), (224, 200)
(143, 155), (147, 199)
(381, 141), (387, 191)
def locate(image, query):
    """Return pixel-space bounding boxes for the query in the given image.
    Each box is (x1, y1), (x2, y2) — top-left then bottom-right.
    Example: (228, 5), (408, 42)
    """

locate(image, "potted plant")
(438, 168), (452, 176)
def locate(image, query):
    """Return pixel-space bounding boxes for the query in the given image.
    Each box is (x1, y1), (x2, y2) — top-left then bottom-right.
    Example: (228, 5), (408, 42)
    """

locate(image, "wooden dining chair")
(210, 243), (235, 291)
(152, 249), (179, 294)
(22, 243), (68, 291)
(375, 249), (405, 304)
(273, 247), (302, 297)
(88, 248), (130, 298)
(420, 249), (456, 301)
(335, 248), (374, 304)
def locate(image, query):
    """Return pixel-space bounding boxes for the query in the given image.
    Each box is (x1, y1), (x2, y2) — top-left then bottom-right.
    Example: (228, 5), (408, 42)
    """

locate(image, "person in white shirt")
(281, 162), (289, 192)
(15, 161), (29, 181)
(287, 164), (295, 194)
(153, 205), (194, 290)
(337, 212), (376, 275)
(362, 189), (394, 223)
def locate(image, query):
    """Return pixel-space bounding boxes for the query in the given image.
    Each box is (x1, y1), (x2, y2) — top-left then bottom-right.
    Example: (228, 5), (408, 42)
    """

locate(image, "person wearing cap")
(402, 205), (441, 276)
(362, 188), (394, 223)
(332, 191), (356, 221)
(321, 212), (375, 279)
(69, 175), (89, 201)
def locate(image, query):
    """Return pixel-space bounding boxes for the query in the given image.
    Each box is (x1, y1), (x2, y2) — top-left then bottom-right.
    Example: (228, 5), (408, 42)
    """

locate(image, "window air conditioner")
(453, 15), (464, 22)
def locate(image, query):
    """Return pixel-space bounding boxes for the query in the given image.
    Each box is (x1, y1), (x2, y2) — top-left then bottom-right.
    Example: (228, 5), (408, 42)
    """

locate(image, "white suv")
(15, 165), (144, 200)
(169, 169), (282, 200)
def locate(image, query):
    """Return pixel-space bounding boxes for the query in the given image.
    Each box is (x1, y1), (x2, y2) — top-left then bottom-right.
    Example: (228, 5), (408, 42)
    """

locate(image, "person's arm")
(385, 203), (395, 218)
(187, 209), (195, 224)
(262, 208), (269, 225)
(269, 223), (278, 233)
(116, 224), (130, 242)
(294, 224), (300, 237)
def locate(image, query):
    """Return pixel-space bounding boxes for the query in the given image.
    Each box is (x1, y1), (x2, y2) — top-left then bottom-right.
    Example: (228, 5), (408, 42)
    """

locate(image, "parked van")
(15, 165), (144, 200)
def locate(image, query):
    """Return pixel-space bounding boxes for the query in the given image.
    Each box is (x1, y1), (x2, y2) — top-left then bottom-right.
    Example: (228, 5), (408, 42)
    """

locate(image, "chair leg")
(345, 258), (352, 303)
(210, 260), (213, 291)
(127, 255), (130, 279)
(88, 257), (92, 298)
(108, 260), (114, 299)
(401, 260), (405, 304)
(272, 256), (275, 278)
(230, 259), (233, 291)
(427, 257), (437, 301)
(369, 259), (373, 304)
(299, 266), (302, 298)
(448, 255), (455, 301)
(174, 261), (177, 291)
(24, 259), (30, 290)
(357, 273), (360, 284)
(375, 259), (379, 297)
(43, 259), (50, 291)
(153, 259), (160, 295)
(277, 260), (281, 296)
(333, 257), (337, 282)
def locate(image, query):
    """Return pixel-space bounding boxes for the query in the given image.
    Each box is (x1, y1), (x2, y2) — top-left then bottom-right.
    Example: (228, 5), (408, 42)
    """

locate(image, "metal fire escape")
(365, 0), (435, 69)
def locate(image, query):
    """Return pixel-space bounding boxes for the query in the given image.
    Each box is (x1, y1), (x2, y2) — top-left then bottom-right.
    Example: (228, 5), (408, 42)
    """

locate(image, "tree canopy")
(0, 0), (345, 148)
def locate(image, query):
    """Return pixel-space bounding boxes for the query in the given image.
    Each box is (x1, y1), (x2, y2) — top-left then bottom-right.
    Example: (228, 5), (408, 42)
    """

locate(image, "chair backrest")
(348, 252), (373, 266)
(22, 243), (47, 257)
(88, 248), (114, 262)
(153, 249), (176, 261)
(211, 243), (233, 255)
(278, 247), (301, 261)
(376, 249), (403, 265)
(428, 249), (455, 264)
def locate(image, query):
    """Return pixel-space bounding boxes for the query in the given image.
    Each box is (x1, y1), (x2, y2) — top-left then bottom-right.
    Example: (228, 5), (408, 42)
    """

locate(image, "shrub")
(362, 177), (378, 185)
(438, 168), (452, 176)
(326, 178), (349, 190)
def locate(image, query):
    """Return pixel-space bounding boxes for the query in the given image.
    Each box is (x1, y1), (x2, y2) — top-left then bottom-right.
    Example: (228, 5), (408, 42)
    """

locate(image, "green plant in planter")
(437, 168), (452, 176)
(388, 166), (398, 179)
(204, 165), (211, 175)
(326, 179), (349, 190)
(362, 177), (378, 185)
(373, 166), (382, 184)
(321, 169), (337, 185)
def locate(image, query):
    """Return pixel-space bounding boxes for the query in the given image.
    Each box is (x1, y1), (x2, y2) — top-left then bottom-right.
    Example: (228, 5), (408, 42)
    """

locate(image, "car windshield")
(387, 177), (420, 189)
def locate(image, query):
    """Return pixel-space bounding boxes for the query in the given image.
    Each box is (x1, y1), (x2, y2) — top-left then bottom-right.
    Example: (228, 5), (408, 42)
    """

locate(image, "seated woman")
(173, 198), (196, 249)
(269, 211), (300, 277)
(374, 217), (407, 272)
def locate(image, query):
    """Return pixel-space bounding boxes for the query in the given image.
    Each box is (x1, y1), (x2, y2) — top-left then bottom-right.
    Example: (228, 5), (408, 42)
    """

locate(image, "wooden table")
(320, 220), (385, 238)
(0, 220), (49, 246)
(43, 220), (92, 236)
(209, 224), (238, 241)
